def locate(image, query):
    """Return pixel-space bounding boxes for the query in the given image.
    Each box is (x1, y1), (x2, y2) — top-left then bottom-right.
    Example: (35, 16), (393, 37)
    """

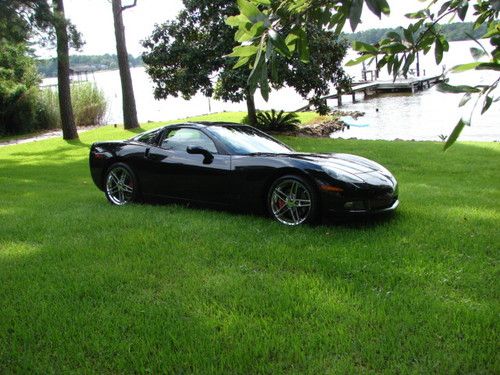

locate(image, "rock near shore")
(277, 110), (365, 138)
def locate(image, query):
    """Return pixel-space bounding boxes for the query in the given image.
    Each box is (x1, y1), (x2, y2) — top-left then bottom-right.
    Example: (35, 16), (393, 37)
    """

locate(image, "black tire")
(104, 162), (139, 205)
(267, 174), (319, 226)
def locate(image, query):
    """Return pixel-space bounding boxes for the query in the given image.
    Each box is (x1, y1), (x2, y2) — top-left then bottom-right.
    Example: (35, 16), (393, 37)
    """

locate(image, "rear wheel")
(104, 163), (138, 205)
(267, 175), (319, 226)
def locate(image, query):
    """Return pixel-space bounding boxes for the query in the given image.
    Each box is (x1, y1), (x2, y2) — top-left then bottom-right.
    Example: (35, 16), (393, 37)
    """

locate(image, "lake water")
(43, 40), (499, 141)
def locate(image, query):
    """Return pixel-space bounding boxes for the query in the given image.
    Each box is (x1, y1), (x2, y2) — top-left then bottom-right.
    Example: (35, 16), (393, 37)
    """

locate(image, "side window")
(161, 128), (217, 153)
(136, 130), (160, 145)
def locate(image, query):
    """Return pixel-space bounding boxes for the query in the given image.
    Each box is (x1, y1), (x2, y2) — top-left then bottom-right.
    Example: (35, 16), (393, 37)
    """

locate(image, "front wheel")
(104, 163), (138, 205)
(267, 175), (319, 226)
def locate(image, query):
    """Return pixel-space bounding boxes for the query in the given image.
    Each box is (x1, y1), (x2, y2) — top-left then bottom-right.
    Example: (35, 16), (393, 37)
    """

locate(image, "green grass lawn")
(0, 113), (499, 373)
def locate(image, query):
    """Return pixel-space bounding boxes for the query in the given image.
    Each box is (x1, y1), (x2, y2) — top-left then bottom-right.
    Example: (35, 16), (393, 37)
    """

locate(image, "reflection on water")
(43, 41), (499, 141)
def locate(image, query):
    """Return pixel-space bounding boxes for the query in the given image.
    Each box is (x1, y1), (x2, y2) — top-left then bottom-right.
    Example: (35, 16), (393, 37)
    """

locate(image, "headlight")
(323, 167), (364, 183)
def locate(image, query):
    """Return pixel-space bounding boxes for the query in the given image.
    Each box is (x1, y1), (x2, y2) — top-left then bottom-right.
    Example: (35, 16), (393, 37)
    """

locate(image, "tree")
(142, 0), (350, 125)
(1, 0), (83, 140)
(53, 0), (78, 140)
(227, 0), (499, 149)
(111, 0), (139, 130)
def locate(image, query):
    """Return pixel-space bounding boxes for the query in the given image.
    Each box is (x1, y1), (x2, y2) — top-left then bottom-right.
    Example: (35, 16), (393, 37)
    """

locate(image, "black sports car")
(89, 122), (399, 225)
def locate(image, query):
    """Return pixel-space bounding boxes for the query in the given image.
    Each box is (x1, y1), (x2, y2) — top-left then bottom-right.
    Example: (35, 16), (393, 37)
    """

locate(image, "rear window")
(133, 129), (160, 145)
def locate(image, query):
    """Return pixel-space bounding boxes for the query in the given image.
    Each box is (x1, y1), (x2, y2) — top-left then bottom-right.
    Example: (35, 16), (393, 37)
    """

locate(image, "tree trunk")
(54, 0), (78, 140)
(112, 0), (139, 129)
(245, 88), (257, 126)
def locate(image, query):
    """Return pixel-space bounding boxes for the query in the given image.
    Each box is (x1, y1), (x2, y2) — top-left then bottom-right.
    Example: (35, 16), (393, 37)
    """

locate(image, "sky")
(36, 0), (442, 58)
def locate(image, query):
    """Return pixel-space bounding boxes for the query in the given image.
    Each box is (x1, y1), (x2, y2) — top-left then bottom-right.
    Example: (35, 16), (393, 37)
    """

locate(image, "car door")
(144, 127), (232, 205)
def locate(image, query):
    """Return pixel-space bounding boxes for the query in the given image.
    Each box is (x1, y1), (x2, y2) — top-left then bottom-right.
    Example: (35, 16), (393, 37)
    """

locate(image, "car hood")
(283, 152), (386, 173)
(275, 152), (397, 186)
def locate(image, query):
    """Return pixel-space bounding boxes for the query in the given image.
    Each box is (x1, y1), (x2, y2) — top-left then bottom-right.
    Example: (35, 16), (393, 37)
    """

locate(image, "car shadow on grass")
(142, 195), (398, 229)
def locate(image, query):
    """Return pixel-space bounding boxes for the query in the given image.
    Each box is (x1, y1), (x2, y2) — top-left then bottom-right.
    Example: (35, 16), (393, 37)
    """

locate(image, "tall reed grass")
(39, 82), (107, 128)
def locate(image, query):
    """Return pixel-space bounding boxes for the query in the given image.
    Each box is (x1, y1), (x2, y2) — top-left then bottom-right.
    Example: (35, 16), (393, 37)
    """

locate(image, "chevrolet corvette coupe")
(89, 122), (399, 226)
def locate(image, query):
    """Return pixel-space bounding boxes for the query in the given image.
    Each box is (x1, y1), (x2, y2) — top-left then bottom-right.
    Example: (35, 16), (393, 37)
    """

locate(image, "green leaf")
(345, 54), (374, 66)
(252, 0), (270, 5)
(349, 0), (364, 31)
(386, 31), (401, 42)
(470, 47), (487, 61)
(451, 62), (482, 73)
(365, 0), (390, 18)
(260, 58), (270, 101)
(237, 0), (263, 22)
(247, 34), (266, 92)
(405, 10), (426, 19)
(403, 27), (414, 44)
(381, 42), (406, 54)
(444, 118), (466, 151)
(295, 29), (310, 63)
(435, 38), (443, 64)
(269, 30), (291, 57)
(438, 1), (451, 16)
(459, 93), (471, 107)
(227, 45), (259, 58)
(285, 32), (299, 53)
(225, 15), (249, 27)
(476, 62), (500, 71)
(457, 2), (468, 21)
(437, 83), (481, 94)
(481, 95), (493, 114)
(352, 40), (378, 53)
(233, 56), (251, 69)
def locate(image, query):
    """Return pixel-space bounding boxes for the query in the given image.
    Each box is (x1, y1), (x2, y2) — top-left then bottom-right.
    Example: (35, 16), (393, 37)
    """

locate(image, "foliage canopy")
(227, 0), (499, 148)
(142, 0), (350, 116)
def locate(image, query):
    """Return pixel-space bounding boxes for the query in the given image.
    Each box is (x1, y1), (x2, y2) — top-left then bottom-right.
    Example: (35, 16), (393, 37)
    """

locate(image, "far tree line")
(347, 21), (488, 45)
(37, 54), (143, 78)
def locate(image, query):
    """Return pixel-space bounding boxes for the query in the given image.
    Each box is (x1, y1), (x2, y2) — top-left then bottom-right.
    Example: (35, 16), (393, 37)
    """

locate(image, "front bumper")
(326, 198), (399, 216)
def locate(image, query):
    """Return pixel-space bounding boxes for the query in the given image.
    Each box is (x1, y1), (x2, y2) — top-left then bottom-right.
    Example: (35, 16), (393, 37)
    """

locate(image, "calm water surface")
(43, 41), (499, 141)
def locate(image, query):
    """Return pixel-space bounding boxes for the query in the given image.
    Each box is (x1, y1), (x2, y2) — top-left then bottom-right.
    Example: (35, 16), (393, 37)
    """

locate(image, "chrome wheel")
(105, 166), (135, 205)
(270, 179), (312, 226)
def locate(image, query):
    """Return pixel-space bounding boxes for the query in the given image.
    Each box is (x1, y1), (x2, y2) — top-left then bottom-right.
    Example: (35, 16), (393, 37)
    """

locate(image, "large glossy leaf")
(352, 40), (378, 53)
(476, 62), (500, 71)
(459, 93), (471, 107)
(451, 62), (482, 73)
(481, 95), (493, 114)
(437, 83), (481, 93)
(295, 28), (310, 63)
(444, 118), (466, 151)
(457, 2), (469, 21)
(227, 45), (259, 58)
(260, 58), (270, 101)
(237, 0), (263, 23)
(269, 30), (291, 57)
(345, 54), (374, 66)
(349, 0), (364, 31)
(435, 38), (443, 64)
(470, 47), (487, 61)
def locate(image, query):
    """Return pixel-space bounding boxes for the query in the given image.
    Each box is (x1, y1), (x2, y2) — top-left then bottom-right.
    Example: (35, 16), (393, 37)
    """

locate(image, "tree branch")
(121, 0), (137, 12)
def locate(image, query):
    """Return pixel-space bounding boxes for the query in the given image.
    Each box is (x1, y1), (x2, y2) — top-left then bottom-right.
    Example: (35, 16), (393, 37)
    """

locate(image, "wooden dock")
(297, 74), (446, 111)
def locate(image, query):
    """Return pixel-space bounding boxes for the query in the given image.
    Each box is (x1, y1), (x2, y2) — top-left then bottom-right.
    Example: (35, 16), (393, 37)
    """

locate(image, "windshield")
(208, 125), (293, 155)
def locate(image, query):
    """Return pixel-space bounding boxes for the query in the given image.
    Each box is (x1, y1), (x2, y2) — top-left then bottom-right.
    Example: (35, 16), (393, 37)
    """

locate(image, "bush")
(38, 82), (107, 128)
(256, 110), (300, 132)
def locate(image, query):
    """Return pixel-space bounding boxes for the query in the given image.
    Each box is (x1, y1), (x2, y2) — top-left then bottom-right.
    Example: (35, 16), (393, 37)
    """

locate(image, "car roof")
(181, 121), (247, 128)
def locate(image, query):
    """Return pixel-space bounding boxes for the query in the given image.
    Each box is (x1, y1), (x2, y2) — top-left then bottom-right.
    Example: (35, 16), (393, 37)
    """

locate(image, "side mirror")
(186, 146), (214, 164)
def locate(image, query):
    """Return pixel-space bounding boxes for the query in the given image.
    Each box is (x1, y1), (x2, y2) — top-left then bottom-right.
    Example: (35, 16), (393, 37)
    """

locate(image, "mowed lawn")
(0, 113), (499, 373)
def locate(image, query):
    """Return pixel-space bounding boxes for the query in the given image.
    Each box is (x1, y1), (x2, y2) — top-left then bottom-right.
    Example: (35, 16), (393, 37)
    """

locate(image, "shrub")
(71, 82), (107, 126)
(38, 82), (107, 128)
(256, 110), (300, 132)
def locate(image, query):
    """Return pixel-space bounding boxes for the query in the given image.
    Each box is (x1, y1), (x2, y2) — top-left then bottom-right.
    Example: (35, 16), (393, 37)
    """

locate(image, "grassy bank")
(0, 114), (498, 373)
